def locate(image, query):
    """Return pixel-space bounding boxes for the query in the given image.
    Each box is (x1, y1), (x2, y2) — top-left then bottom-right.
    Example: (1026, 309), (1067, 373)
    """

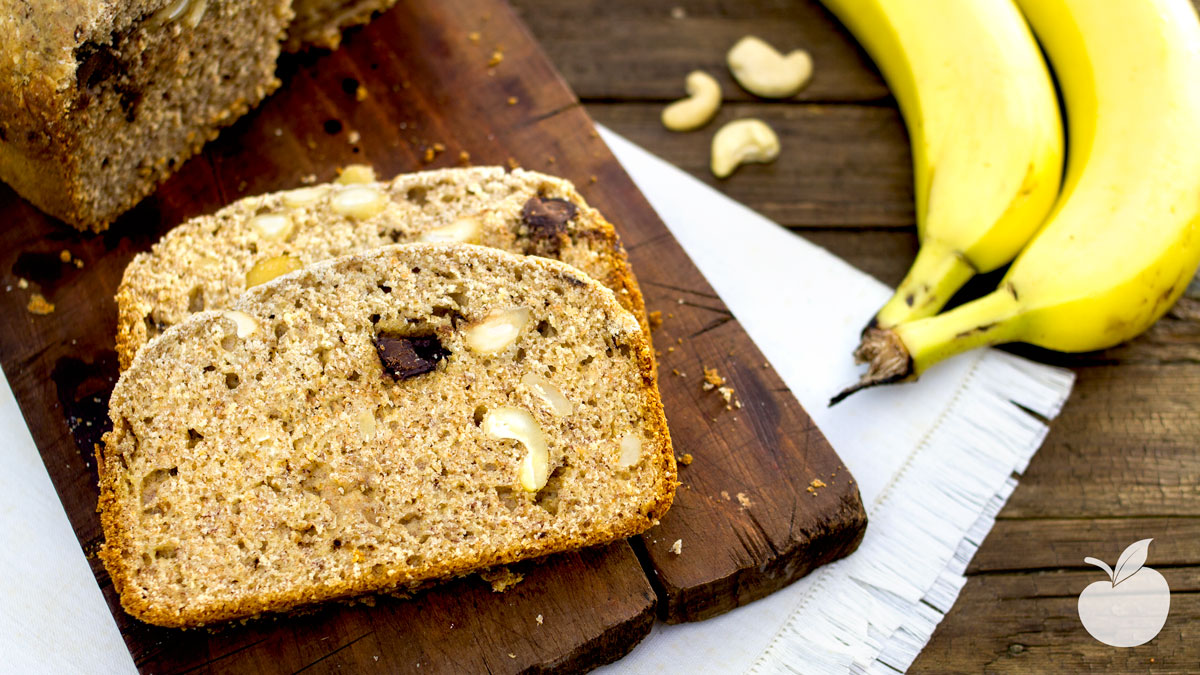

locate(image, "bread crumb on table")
(679, 453), (693, 466)
(468, 31), (481, 43)
(59, 249), (72, 263)
(669, 539), (682, 555)
(17, 278), (28, 289)
(806, 478), (828, 496)
(736, 492), (752, 508)
(27, 293), (54, 315)
(536, 614), (544, 625)
(488, 49), (504, 67)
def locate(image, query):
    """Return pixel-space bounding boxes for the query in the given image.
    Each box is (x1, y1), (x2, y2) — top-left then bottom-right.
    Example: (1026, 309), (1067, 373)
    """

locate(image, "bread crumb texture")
(26, 293), (55, 315)
(99, 244), (675, 628)
(480, 566), (524, 593)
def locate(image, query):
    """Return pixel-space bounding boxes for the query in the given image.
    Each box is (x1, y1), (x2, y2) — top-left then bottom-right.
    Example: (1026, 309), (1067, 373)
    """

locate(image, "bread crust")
(99, 243), (675, 628)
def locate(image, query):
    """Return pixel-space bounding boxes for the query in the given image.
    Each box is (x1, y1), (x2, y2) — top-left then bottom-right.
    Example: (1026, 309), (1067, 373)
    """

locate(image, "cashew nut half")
(661, 71), (722, 132)
(727, 36), (813, 99)
(710, 119), (780, 179)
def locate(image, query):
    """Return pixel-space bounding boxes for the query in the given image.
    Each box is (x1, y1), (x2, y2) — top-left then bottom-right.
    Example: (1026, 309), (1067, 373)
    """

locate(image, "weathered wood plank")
(999, 363), (1200, 519)
(910, 568), (1200, 674)
(970, 518), (1200, 573)
(588, 102), (915, 228)
(511, 0), (888, 103)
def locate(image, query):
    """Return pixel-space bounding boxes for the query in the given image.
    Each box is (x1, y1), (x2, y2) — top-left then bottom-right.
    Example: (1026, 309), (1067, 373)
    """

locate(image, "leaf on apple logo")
(1113, 538), (1153, 586)
(1083, 556), (1115, 582)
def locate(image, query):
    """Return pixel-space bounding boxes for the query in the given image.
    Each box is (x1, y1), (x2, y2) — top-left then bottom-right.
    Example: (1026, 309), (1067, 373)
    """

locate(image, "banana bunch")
(826, 0), (1200, 402)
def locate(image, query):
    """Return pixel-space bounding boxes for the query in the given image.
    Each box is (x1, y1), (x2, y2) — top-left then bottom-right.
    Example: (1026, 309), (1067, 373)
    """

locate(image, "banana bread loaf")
(115, 167), (648, 369)
(98, 243), (676, 627)
(0, 0), (293, 231)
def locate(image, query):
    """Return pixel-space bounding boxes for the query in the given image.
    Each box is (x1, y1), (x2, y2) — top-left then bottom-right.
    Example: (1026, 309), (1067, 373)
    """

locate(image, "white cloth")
(0, 130), (1073, 674)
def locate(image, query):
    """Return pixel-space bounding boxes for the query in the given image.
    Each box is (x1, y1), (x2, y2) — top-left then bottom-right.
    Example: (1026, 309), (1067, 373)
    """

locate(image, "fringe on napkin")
(749, 350), (1074, 675)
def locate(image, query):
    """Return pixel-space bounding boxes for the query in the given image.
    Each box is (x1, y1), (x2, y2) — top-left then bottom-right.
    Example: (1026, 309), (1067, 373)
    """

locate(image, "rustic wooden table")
(513, 0), (1200, 672)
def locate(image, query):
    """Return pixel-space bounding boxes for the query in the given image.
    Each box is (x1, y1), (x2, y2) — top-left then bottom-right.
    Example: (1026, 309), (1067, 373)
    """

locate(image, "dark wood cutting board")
(0, 0), (866, 671)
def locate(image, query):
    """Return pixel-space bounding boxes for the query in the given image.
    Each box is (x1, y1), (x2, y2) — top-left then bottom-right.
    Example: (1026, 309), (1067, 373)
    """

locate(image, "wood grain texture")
(0, 0), (866, 670)
(511, 0), (889, 103)
(510, 0), (1200, 669)
(589, 102), (915, 228)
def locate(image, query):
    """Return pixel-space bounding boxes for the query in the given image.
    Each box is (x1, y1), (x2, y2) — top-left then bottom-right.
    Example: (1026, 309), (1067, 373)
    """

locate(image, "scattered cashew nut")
(727, 36), (813, 99)
(661, 71), (722, 132)
(710, 119), (780, 178)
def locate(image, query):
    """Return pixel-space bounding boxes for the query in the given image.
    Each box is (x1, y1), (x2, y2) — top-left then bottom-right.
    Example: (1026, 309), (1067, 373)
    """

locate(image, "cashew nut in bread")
(661, 71), (722, 131)
(727, 36), (813, 99)
(710, 119), (780, 178)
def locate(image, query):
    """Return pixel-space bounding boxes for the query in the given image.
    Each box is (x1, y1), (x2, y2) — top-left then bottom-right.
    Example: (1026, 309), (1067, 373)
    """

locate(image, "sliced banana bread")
(98, 243), (676, 628)
(115, 167), (647, 369)
(286, 0), (399, 51)
(0, 0), (292, 230)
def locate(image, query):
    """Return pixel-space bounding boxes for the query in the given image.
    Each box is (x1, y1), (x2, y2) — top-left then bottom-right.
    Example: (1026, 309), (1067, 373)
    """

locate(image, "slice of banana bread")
(98, 243), (675, 628)
(0, 0), (292, 231)
(115, 167), (648, 369)
(285, 0), (399, 51)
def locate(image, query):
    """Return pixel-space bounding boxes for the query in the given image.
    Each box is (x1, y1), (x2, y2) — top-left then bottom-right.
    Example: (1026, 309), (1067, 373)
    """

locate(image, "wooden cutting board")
(0, 0), (866, 671)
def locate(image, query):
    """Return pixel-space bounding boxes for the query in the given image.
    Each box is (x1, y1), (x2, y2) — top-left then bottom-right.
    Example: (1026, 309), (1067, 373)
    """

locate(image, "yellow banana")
(821, 0), (1063, 330)
(837, 0), (1200, 403)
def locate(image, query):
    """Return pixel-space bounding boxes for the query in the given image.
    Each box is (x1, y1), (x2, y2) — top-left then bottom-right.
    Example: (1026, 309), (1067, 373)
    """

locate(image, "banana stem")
(873, 238), (978, 330)
(899, 288), (1022, 373)
(832, 288), (1022, 405)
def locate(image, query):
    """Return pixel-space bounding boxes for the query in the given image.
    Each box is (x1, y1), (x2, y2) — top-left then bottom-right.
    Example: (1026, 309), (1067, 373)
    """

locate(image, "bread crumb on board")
(702, 367), (742, 409)
(648, 310), (663, 330)
(806, 478), (827, 496)
(536, 614), (544, 625)
(736, 492), (752, 508)
(488, 48), (504, 68)
(678, 453), (693, 466)
(27, 293), (55, 315)
(480, 566), (524, 592)
(669, 539), (683, 555)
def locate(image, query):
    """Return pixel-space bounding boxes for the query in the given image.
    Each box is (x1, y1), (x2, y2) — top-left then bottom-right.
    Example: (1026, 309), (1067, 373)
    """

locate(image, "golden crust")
(99, 243), (675, 628)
